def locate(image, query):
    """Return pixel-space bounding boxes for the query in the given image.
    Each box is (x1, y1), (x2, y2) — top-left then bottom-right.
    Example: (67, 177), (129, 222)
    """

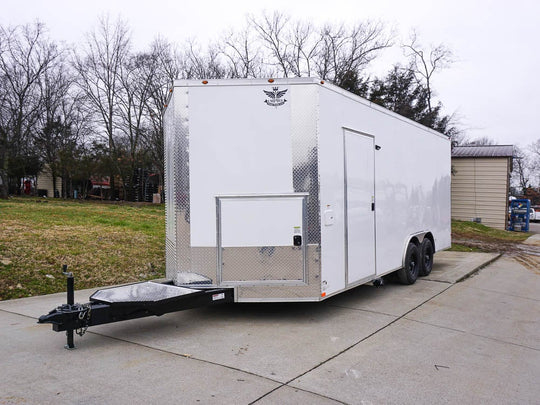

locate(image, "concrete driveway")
(528, 220), (540, 234)
(0, 250), (538, 404)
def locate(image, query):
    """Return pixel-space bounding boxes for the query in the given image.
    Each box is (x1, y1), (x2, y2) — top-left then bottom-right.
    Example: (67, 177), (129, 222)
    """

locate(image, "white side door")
(344, 130), (376, 284)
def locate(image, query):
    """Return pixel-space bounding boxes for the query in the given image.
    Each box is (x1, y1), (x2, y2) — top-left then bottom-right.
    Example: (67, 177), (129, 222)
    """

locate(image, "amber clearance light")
(268, 78), (274, 83)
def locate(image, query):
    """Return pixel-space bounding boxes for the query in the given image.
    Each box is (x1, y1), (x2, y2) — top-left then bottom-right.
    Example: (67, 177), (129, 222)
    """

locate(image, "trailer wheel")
(419, 239), (434, 276)
(398, 243), (420, 285)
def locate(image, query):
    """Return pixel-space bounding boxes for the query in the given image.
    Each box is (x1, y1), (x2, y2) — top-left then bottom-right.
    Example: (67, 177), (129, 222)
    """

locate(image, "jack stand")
(62, 265), (76, 350)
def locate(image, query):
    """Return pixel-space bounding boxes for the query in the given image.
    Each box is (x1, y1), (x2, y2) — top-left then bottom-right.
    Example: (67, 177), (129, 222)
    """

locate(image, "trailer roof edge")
(169, 78), (451, 141)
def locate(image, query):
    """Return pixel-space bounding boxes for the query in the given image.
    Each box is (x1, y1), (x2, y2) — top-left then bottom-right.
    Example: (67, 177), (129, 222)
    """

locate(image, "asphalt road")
(0, 250), (538, 404)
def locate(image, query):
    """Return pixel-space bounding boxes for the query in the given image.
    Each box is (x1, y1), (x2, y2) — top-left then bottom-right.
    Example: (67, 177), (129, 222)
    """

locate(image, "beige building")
(451, 145), (513, 230)
(36, 164), (62, 197)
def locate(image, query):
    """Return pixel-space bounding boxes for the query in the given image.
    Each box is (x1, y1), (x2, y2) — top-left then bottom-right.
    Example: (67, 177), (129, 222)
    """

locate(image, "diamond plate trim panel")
(164, 90), (176, 279)
(165, 87), (192, 279)
(174, 89), (191, 274)
(91, 282), (198, 303)
(291, 84), (320, 245)
(237, 245), (321, 300)
(165, 238), (176, 278)
(221, 246), (304, 283)
(191, 247), (217, 284)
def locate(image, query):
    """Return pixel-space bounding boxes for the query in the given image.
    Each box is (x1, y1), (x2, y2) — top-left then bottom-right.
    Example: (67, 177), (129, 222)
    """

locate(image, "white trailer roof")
(168, 78), (450, 140)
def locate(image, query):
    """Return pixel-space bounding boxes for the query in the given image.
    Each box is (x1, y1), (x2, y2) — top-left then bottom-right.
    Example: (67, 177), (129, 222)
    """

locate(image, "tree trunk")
(0, 140), (8, 199)
(52, 169), (57, 198)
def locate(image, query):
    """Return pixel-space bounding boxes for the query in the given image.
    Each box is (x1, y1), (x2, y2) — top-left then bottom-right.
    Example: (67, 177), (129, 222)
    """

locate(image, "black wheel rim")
(424, 246), (433, 268)
(409, 251), (418, 274)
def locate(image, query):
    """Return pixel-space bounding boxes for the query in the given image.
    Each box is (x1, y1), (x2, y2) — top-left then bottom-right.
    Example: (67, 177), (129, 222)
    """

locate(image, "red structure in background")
(23, 180), (32, 195)
(88, 178), (111, 200)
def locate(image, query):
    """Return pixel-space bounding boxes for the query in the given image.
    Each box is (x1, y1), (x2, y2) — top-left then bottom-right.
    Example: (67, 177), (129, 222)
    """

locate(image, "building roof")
(452, 145), (514, 158)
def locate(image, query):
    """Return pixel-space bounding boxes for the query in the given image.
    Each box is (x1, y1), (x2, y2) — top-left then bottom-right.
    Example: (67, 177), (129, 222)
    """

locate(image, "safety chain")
(75, 303), (92, 337)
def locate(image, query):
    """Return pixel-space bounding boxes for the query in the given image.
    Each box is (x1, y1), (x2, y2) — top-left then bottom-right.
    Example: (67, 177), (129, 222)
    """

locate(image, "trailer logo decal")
(263, 87), (288, 107)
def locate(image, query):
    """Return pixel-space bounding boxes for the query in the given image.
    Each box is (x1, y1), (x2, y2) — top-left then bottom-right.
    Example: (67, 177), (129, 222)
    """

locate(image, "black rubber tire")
(419, 238), (434, 277)
(397, 243), (420, 285)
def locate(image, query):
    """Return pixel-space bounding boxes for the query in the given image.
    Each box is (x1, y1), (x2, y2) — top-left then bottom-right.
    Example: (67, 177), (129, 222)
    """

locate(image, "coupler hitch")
(38, 265), (91, 349)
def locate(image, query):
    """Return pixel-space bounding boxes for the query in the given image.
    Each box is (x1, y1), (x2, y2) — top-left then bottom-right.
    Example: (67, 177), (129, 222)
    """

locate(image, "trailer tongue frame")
(38, 267), (234, 349)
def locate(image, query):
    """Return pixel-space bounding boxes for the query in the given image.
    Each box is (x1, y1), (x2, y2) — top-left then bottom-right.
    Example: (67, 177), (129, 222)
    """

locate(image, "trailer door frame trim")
(216, 193), (309, 286)
(343, 128), (377, 286)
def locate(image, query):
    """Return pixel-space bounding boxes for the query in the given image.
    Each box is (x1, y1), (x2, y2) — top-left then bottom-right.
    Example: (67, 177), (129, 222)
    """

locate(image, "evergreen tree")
(367, 65), (457, 137)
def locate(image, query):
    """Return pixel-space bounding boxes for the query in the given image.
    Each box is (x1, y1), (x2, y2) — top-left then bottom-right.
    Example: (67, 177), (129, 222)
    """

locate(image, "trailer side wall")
(318, 85), (451, 296)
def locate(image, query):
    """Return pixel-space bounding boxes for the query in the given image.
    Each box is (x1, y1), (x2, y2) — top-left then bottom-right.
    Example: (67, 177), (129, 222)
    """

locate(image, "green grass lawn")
(450, 219), (531, 252)
(0, 198), (532, 301)
(0, 197), (165, 300)
(451, 219), (531, 242)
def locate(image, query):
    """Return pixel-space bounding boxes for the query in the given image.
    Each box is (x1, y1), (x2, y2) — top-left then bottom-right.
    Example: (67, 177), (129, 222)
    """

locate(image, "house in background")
(35, 164), (62, 197)
(451, 145), (514, 230)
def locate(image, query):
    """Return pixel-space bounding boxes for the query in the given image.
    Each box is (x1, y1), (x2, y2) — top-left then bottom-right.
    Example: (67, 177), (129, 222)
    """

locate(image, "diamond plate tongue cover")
(90, 282), (198, 304)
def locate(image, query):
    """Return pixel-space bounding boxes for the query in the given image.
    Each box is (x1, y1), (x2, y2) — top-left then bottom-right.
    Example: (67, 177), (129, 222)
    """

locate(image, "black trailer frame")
(38, 266), (234, 349)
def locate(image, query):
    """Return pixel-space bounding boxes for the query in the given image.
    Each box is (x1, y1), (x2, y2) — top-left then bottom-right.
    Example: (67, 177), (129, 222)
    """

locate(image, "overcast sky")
(2, 0), (539, 147)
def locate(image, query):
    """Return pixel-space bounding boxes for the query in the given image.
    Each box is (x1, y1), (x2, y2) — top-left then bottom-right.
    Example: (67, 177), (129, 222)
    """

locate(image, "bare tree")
(247, 12), (391, 83)
(529, 139), (540, 187)
(220, 25), (265, 78)
(316, 21), (392, 86)
(530, 139), (540, 162)
(141, 38), (180, 195)
(150, 37), (181, 84)
(249, 11), (292, 77)
(73, 15), (131, 198)
(35, 57), (70, 196)
(0, 22), (60, 198)
(35, 55), (91, 198)
(0, 30), (11, 197)
(117, 50), (163, 200)
(512, 146), (531, 193)
(286, 20), (321, 77)
(402, 30), (453, 114)
(180, 39), (227, 79)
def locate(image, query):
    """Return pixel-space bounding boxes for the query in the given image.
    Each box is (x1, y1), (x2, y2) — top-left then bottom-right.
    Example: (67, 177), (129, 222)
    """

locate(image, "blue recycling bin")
(508, 199), (530, 232)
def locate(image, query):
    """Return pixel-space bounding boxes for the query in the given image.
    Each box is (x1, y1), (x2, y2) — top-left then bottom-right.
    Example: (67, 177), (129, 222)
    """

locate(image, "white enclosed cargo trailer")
(163, 78), (451, 302)
(39, 78), (452, 347)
